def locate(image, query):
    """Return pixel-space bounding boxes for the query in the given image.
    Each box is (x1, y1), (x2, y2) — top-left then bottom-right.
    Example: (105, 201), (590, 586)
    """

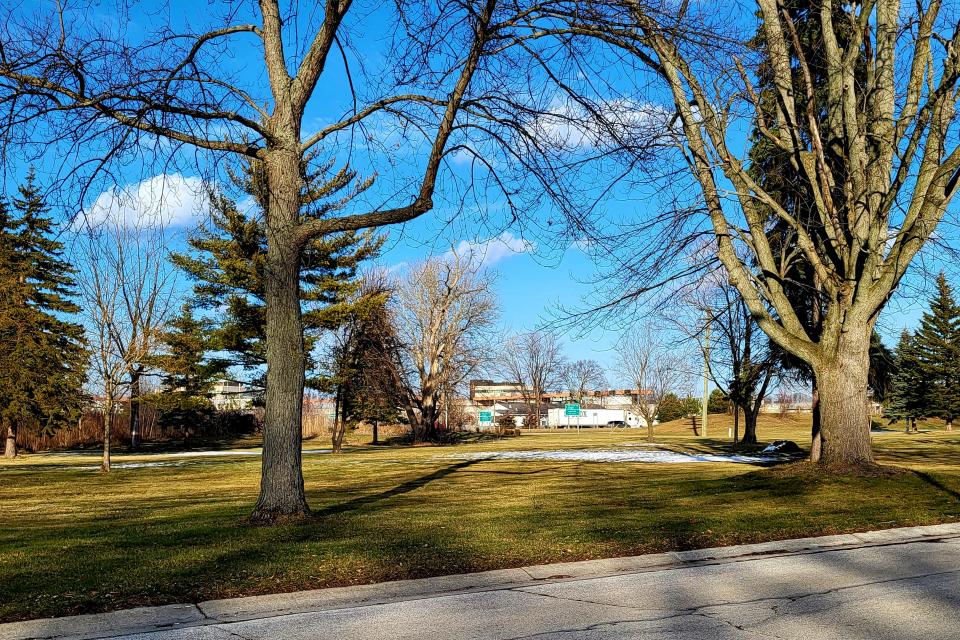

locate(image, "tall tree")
(500, 330), (567, 428)
(562, 359), (607, 403)
(327, 278), (405, 450)
(0, 0), (532, 521)
(914, 274), (960, 430)
(539, 1), (960, 467)
(0, 176), (87, 458)
(150, 303), (229, 410)
(886, 330), (926, 432)
(76, 219), (177, 471)
(394, 255), (498, 441)
(616, 324), (685, 442)
(172, 158), (383, 391)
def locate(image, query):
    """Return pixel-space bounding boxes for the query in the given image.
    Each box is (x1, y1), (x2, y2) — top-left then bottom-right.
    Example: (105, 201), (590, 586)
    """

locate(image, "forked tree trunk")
(3, 421), (15, 459)
(129, 371), (142, 449)
(813, 331), (874, 468)
(251, 145), (309, 523)
(102, 397), (113, 473)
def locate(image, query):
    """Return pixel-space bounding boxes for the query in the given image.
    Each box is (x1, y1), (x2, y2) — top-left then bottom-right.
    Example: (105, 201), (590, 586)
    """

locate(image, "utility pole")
(702, 312), (711, 438)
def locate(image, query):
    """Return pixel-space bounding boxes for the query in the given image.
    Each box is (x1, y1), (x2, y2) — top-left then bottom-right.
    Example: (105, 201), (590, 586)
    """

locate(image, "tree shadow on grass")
(311, 460), (481, 519)
(911, 470), (960, 501)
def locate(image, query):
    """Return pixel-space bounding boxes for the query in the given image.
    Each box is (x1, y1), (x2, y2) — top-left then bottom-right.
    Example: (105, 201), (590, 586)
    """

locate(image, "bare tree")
(562, 359), (607, 403)
(75, 221), (177, 472)
(674, 271), (778, 446)
(393, 254), (498, 441)
(0, 0), (549, 519)
(500, 330), (567, 427)
(513, 1), (960, 467)
(617, 325), (685, 442)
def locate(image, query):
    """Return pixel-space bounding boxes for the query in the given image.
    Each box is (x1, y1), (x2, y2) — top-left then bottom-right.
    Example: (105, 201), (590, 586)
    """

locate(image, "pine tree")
(171, 157), (383, 390)
(150, 303), (229, 407)
(914, 273), (960, 430)
(887, 330), (926, 432)
(0, 174), (87, 457)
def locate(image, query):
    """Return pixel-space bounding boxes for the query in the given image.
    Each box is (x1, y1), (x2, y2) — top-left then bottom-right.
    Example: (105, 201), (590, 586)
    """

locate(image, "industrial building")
(467, 380), (654, 429)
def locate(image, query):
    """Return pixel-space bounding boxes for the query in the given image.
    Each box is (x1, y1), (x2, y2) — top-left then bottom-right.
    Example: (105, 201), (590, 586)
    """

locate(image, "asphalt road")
(6, 526), (960, 639)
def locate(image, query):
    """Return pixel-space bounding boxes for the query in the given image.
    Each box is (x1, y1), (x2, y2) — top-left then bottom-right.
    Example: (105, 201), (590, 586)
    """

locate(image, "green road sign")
(479, 411), (493, 423)
(564, 403), (581, 417)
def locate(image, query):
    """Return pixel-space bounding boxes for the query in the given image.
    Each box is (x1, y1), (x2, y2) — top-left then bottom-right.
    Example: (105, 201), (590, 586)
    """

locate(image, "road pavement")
(5, 523), (960, 639)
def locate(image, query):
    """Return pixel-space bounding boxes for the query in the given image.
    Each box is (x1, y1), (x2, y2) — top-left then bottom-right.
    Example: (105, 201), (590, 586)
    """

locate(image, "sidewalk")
(4, 521), (960, 640)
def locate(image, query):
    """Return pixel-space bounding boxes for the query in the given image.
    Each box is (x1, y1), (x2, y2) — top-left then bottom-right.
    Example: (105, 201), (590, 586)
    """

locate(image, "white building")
(209, 380), (259, 410)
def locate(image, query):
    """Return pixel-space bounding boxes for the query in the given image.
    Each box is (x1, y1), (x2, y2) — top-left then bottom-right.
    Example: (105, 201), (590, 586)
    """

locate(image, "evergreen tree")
(171, 157), (383, 390)
(914, 273), (960, 430)
(0, 174), (87, 457)
(887, 330), (926, 432)
(150, 303), (229, 409)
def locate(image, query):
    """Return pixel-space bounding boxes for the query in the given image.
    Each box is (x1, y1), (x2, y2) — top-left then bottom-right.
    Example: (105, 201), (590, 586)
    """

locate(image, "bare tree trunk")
(732, 406), (740, 444)
(3, 420), (15, 459)
(742, 406), (759, 446)
(102, 398), (113, 473)
(252, 145), (309, 523)
(372, 420), (379, 445)
(129, 370), (142, 450)
(814, 332), (874, 468)
(810, 380), (822, 462)
(331, 385), (346, 453)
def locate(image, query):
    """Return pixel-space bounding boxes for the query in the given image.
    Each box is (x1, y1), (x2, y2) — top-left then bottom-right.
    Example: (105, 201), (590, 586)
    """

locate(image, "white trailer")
(545, 407), (649, 428)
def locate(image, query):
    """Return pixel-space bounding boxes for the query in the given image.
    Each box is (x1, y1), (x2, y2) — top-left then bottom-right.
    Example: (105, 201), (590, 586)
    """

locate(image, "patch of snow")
(443, 449), (780, 464)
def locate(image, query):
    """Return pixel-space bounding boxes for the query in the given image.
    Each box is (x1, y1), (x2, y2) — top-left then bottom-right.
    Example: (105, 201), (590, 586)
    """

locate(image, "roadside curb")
(5, 521), (960, 640)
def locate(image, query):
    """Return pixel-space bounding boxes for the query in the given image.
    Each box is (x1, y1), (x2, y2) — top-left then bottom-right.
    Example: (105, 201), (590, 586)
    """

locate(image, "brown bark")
(251, 144), (309, 523)
(742, 407), (760, 446)
(810, 381), (822, 462)
(129, 370), (142, 449)
(3, 420), (15, 459)
(331, 385), (346, 453)
(102, 398), (113, 473)
(813, 331), (874, 468)
(372, 420), (379, 445)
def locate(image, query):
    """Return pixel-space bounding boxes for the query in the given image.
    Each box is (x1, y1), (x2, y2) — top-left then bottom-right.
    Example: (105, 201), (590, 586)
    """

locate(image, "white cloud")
(451, 232), (534, 268)
(80, 174), (209, 229)
(531, 98), (676, 151)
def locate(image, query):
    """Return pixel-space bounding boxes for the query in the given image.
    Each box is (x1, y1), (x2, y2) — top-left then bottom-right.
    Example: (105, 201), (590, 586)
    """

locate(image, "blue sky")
(6, 0), (959, 390)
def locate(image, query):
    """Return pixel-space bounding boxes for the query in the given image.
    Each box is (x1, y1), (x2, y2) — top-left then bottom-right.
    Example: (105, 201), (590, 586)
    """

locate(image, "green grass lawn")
(2, 415), (960, 623)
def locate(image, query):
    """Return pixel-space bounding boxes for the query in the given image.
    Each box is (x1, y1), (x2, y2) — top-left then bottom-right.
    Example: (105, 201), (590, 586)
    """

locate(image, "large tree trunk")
(3, 420), (15, 459)
(813, 331), (874, 468)
(732, 406), (740, 444)
(129, 370), (142, 450)
(742, 406), (759, 446)
(102, 397), (113, 473)
(252, 145), (309, 523)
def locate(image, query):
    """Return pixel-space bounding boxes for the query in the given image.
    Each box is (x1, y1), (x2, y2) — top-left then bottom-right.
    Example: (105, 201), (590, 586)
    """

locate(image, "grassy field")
(2, 413), (960, 623)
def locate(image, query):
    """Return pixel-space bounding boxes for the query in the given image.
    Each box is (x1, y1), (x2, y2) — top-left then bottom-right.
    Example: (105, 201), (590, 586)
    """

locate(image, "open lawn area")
(3, 414), (960, 623)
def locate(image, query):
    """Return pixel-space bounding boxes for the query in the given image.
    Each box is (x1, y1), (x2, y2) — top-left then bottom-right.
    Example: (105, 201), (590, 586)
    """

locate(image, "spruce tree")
(887, 330), (926, 432)
(171, 157), (383, 390)
(150, 303), (229, 409)
(914, 273), (960, 430)
(0, 174), (87, 457)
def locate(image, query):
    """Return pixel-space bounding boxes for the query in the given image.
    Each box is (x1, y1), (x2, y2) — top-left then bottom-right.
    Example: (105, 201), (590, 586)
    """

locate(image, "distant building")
(209, 379), (259, 410)
(467, 380), (653, 428)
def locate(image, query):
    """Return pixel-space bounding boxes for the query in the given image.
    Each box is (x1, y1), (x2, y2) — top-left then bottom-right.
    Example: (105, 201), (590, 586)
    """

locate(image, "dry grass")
(3, 416), (960, 623)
